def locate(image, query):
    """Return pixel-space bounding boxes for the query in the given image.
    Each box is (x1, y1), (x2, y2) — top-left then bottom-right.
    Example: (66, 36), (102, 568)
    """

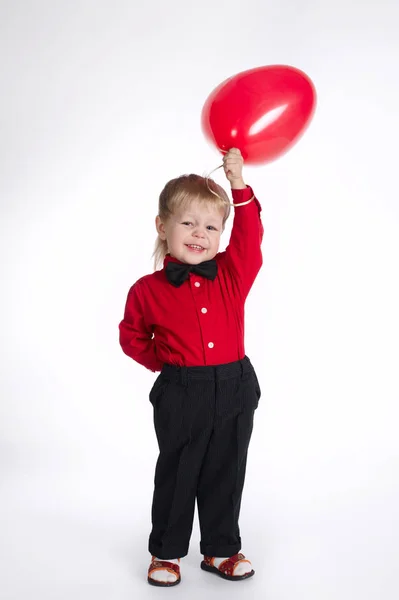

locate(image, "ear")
(155, 215), (167, 240)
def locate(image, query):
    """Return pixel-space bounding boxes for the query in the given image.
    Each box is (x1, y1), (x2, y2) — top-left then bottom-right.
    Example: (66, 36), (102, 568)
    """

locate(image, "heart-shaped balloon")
(201, 65), (317, 165)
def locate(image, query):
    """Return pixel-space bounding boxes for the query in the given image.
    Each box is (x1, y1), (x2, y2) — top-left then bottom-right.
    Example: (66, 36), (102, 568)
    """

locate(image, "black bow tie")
(165, 259), (218, 287)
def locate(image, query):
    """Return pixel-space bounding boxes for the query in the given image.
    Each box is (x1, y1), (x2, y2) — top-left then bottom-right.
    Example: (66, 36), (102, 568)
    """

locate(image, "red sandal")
(147, 557), (181, 587)
(201, 553), (255, 581)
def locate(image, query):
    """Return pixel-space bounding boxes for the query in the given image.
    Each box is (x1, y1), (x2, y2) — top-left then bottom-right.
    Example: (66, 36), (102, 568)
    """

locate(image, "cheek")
(169, 227), (181, 241)
(212, 234), (222, 247)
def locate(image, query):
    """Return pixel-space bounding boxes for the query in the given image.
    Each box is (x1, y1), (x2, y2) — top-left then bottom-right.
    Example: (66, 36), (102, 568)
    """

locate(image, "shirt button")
(201, 308), (207, 314)
(194, 282), (201, 287)
(208, 342), (214, 348)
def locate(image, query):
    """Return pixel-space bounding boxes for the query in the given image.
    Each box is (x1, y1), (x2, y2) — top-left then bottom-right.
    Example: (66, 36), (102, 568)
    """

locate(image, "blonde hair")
(152, 174), (231, 271)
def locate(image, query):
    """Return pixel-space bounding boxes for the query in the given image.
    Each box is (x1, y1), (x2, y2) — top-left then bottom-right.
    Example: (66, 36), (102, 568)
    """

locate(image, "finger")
(224, 155), (243, 163)
(223, 148), (241, 160)
(224, 153), (243, 162)
(224, 159), (243, 169)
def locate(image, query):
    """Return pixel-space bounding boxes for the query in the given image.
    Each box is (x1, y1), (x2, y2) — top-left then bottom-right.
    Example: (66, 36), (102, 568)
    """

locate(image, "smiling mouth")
(186, 244), (205, 251)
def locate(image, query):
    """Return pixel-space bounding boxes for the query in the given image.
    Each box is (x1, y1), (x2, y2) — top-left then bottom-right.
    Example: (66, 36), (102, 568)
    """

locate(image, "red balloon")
(201, 65), (316, 165)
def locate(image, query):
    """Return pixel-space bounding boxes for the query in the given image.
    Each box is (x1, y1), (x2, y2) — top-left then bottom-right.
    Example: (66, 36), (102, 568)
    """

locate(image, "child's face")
(156, 200), (225, 264)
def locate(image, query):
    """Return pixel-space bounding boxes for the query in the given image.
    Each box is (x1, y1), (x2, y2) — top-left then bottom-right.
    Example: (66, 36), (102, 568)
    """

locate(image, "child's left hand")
(223, 148), (246, 189)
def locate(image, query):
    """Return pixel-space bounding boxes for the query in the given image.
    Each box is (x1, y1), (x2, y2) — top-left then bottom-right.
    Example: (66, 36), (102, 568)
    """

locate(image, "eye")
(207, 225), (217, 231)
(182, 221), (193, 226)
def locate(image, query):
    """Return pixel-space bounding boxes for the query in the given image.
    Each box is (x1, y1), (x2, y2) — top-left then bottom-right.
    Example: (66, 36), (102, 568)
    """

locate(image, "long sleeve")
(119, 282), (164, 372)
(224, 186), (264, 299)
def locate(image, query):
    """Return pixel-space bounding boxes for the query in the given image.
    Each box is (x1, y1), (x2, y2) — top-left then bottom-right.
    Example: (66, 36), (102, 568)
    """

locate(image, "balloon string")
(205, 163), (255, 207)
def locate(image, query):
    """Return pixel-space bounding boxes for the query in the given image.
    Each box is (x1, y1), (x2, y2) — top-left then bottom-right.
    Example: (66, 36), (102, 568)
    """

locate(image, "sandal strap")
(148, 559), (180, 577)
(206, 553), (251, 577)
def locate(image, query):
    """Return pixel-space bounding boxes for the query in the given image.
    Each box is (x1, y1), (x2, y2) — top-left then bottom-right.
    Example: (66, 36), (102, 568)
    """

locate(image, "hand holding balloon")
(223, 148), (245, 189)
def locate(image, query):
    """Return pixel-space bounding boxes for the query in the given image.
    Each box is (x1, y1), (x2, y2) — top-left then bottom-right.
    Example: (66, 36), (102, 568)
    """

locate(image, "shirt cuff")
(231, 186), (262, 213)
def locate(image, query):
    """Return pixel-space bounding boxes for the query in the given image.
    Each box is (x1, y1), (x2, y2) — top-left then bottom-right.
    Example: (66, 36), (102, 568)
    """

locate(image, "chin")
(181, 247), (205, 260)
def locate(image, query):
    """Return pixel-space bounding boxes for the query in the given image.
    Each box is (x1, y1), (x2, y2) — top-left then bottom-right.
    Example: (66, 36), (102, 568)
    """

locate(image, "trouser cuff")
(200, 541), (241, 557)
(148, 542), (188, 560)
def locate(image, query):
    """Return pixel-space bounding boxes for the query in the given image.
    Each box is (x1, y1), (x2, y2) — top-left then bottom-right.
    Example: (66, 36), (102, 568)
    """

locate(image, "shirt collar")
(163, 253), (220, 268)
(163, 254), (185, 268)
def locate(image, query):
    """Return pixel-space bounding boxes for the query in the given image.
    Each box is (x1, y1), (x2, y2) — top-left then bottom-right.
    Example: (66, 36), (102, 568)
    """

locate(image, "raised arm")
(223, 149), (264, 298)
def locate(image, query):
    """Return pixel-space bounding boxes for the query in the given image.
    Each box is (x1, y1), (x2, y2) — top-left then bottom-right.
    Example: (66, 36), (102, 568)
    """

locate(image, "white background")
(1, 1), (398, 598)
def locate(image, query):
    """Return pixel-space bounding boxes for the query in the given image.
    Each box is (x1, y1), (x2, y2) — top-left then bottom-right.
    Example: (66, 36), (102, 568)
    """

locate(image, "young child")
(119, 148), (263, 586)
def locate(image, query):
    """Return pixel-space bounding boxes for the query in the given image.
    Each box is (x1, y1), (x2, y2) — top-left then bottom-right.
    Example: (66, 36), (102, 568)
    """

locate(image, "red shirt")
(119, 186), (263, 372)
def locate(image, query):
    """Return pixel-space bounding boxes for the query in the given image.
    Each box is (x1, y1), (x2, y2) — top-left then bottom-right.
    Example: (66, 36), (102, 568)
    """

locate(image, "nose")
(193, 226), (206, 238)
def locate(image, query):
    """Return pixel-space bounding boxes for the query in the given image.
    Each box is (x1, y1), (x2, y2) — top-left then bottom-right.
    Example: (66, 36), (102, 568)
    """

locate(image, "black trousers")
(148, 355), (261, 559)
